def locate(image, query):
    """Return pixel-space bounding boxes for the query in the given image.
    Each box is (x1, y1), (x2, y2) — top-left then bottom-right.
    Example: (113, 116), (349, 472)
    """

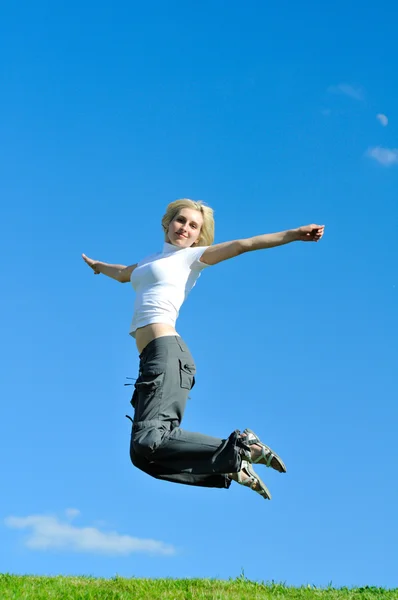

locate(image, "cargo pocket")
(133, 372), (165, 421)
(130, 388), (138, 409)
(179, 359), (196, 390)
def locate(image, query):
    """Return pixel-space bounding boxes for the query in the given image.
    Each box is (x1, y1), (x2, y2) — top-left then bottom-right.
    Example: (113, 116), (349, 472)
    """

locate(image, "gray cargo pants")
(128, 335), (250, 488)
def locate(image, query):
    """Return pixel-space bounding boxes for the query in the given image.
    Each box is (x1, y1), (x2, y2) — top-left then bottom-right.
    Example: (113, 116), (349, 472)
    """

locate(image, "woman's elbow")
(238, 239), (252, 254)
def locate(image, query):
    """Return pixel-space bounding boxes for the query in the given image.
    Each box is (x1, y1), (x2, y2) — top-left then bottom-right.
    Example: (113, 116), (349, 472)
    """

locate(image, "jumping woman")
(82, 199), (324, 500)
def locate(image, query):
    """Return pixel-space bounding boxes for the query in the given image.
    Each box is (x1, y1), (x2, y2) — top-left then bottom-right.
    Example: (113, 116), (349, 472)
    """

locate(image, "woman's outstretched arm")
(200, 224), (325, 266)
(82, 254), (137, 283)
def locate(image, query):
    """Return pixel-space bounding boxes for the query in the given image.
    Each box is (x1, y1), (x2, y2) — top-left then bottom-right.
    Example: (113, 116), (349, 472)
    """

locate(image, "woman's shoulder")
(135, 250), (162, 267)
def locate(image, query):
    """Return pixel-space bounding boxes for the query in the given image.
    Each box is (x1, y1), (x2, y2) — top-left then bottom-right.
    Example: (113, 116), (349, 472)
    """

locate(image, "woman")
(82, 199), (324, 500)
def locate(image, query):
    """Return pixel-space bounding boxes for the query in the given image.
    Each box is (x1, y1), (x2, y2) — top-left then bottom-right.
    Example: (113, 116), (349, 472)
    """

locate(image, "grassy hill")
(1, 574), (397, 600)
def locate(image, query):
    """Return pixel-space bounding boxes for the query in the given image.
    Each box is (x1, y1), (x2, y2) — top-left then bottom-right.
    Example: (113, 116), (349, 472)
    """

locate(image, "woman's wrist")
(288, 228), (300, 242)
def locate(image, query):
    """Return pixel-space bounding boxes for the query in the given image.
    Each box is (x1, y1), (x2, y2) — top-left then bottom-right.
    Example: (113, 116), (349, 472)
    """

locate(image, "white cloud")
(366, 146), (398, 166)
(376, 113), (388, 126)
(5, 513), (176, 556)
(328, 83), (364, 101)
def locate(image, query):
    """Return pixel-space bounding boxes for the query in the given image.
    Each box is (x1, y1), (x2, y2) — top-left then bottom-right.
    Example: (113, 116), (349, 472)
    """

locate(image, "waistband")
(139, 335), (190, 361)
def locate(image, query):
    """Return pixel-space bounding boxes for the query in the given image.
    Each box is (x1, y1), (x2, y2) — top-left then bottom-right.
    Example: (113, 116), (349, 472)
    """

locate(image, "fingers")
(311, 233), (323, 241)
(310, 225), (325, 241)
(300, 224), (325, 242)
(82, 253), (97, 268)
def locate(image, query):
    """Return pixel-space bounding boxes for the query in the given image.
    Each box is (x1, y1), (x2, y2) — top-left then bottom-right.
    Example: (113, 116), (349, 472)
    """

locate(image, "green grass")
(1, 575), (397, 600)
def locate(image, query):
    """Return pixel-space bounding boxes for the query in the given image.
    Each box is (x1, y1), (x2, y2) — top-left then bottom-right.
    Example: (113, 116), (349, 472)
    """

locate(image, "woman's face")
(167, 208), (203, 248)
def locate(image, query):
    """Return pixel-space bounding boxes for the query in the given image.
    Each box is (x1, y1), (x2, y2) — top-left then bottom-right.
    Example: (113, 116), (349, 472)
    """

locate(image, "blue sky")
(1, 0), (397, 589)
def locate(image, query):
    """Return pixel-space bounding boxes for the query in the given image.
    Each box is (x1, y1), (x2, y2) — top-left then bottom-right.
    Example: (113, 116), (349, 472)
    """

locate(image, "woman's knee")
(132, 421), (165, 458)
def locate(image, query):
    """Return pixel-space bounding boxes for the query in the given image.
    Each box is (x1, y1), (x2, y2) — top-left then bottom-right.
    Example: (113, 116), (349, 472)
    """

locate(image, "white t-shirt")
(129, 242), (210, 337)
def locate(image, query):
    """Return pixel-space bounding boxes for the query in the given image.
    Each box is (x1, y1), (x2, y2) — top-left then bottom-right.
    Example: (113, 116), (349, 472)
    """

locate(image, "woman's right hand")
(82, 253), (101, 274)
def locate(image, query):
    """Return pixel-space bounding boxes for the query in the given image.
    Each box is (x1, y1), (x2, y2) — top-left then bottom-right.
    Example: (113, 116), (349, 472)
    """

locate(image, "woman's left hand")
(296, 224), (325, 242)
(82, 253), (101, 274)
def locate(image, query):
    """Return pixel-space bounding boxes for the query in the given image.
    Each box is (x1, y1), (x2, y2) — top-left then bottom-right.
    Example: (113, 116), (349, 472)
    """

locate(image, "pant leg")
(129, 336), (249, 487)
(130, 448), (231, 488)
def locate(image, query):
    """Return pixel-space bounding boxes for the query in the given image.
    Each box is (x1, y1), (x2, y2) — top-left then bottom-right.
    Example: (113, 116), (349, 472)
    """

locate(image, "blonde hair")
(161, 199), (215, 247)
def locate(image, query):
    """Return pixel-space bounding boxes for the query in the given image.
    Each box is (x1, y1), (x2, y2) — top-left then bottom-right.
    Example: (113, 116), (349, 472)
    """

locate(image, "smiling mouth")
(177, 233), (187, 238)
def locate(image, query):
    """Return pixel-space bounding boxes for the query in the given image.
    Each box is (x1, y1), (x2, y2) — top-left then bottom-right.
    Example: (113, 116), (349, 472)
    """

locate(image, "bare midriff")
(134, 323), (179, 354)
